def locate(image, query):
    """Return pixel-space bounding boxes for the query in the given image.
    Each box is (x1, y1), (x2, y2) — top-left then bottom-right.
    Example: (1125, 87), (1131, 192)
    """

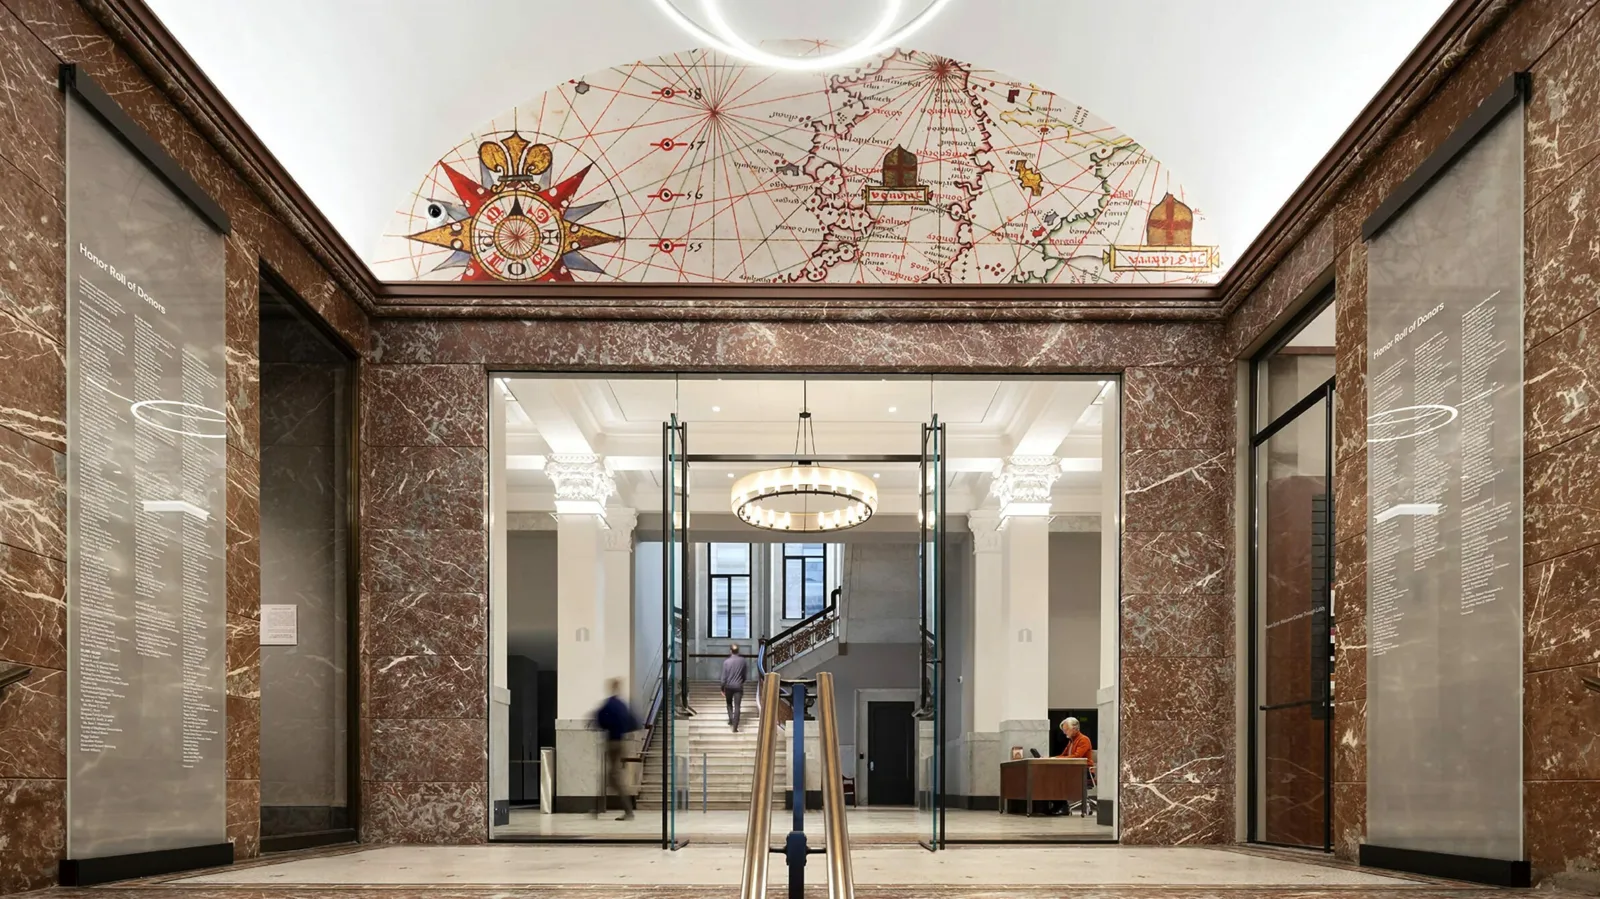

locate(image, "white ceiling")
(498, 375), (1111, 520)
(147, 0), (1450, 273)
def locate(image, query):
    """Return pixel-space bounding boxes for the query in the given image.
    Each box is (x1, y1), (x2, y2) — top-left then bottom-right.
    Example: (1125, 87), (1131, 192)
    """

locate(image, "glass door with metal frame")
(1250, 297), (1337, 850)
(662, 415), (692, 849)
(916, 416), (946, 850)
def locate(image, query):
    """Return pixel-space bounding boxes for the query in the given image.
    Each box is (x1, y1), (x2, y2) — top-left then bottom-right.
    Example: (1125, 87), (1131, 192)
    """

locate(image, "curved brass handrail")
(739, 673), (782, 899)
(817, 672), (855, 899)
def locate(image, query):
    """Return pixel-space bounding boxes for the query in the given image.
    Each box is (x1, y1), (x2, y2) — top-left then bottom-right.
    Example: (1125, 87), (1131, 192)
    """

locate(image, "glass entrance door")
(1250, 294), (1337, 850)
(662, 415), (691, 849)
(917, 417), (946, 850)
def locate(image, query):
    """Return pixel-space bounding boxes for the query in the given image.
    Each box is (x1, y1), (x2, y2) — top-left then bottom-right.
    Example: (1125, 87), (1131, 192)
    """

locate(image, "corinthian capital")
(991, 455), (1060, 518)
(546, 454), (615, 516)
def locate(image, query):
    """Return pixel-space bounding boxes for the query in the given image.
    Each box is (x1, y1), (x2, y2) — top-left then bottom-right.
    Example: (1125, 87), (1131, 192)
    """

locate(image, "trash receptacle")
(539, 747), (555, 815)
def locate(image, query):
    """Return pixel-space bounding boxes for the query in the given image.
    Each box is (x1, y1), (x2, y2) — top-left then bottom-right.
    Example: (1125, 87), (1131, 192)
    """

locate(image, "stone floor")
(26, 843), (1547, 899)
(494, 805), (1113, 841)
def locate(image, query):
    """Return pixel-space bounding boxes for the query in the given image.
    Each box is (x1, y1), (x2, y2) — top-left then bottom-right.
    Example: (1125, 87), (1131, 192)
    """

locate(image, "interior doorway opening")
(485, 374), (1121, 846)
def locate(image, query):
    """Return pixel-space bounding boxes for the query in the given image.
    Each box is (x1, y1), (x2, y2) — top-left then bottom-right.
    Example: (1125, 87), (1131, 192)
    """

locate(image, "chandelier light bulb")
(648, 0), (955, 72)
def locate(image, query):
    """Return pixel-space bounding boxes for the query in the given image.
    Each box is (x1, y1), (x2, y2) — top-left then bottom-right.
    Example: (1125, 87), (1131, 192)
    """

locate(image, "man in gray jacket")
(720, 644), (749, 732)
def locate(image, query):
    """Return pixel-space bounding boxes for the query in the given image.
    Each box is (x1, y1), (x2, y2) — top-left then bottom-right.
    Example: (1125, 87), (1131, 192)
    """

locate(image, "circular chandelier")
(730, 387), (877, 532)
(648, 0), (954, 72)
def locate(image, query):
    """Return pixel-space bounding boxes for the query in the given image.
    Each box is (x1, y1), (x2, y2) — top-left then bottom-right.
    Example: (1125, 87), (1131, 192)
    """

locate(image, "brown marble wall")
(1225, 0), (1600, 882)
(0, 0), (367, 891)
(363, 318), (1238, 846)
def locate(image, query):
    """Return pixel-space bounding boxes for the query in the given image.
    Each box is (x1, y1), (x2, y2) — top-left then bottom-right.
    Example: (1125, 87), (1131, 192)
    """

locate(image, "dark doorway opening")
(867, 700), (916, 806)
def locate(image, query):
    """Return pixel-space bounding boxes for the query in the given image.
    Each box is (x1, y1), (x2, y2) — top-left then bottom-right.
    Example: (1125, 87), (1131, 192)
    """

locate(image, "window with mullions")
(782, 543), (829, 619)
(708, 543), (752, 639)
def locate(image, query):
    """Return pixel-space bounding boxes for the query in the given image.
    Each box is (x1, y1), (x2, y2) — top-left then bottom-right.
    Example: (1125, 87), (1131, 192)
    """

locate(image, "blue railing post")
(784, 683), (809, 899)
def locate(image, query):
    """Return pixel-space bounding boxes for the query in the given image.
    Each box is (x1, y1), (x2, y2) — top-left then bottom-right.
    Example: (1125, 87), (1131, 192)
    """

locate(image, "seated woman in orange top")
(1051, 717), (1094, 815)
(1056, 717), (1094, 768)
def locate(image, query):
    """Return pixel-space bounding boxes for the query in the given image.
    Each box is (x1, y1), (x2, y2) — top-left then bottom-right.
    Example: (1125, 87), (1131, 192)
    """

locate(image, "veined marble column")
(602, 507), (637, 692)
(548, 454), (614, 809)
(995, 456), (1059, 757)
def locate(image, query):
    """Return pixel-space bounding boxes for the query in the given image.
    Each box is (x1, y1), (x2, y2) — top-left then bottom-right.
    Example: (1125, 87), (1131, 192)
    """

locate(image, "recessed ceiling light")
(727, 472), (734, 479)
(873, 473), (881, 479)
(888, 406), (897, 413)
(712, 405), (721, 412)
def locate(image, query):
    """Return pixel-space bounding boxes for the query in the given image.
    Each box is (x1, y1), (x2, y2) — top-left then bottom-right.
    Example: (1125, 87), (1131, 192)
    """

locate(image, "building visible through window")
(783, 543), (828, 619)
(708, 543), (752, 639)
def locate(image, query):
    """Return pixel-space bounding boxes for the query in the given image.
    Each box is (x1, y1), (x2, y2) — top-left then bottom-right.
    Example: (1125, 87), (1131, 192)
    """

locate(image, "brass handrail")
(739, 673), (781, 899)
(817, 672), (855, 899)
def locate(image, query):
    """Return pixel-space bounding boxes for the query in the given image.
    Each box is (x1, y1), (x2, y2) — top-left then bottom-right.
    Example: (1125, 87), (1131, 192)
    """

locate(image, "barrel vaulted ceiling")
(147, 0), (1451, 286)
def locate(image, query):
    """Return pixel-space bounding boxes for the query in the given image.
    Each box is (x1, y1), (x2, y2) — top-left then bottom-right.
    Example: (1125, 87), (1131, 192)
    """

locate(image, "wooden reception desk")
(999, 758), (1091, 816)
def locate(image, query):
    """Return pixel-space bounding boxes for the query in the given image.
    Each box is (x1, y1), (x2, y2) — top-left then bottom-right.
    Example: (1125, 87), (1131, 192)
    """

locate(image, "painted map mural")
(375, 44), (1220, 285)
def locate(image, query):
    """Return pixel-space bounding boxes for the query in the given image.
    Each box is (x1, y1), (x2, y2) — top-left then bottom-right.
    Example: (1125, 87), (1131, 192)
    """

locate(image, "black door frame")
(1246, 287), (1337, 852)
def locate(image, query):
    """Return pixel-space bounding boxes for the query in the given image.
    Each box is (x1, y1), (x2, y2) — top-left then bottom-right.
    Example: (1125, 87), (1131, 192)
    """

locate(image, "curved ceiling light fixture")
(648, 0), (955, 71)
(730, 383), (877, 533)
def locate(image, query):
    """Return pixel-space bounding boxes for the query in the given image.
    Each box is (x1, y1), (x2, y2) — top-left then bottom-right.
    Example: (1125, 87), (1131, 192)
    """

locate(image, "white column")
(489, 381), (510, 824)
(1097, 383), (1121, 821)
(993, 456), (1060, 756)
(548, 454), (614, 806)
(967, 510), (1005, 733)
(602, 506), (637, 692)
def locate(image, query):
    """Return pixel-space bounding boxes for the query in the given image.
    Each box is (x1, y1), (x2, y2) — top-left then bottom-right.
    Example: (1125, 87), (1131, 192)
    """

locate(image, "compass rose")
(406, 132), (621, 281)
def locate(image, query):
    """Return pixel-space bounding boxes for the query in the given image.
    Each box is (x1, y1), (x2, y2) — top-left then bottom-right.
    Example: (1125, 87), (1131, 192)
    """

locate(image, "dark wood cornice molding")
(89, 0), (1510, 324)
(1213, 0), (1515, 314)
(83, 0), (379, 313)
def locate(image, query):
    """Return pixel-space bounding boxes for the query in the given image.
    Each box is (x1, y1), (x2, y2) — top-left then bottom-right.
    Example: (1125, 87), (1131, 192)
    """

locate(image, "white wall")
(843, 543), (920, 644)
(633, 541), (664, 712)
(1048, 532), (1101, 709)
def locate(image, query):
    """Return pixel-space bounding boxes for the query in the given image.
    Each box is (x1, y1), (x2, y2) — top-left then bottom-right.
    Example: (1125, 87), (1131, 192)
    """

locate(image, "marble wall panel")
(1120, 531), (1230, 596)
(361, 365), (486, 448)
(0, 543), (64, 670)
(1118, 718), (1232, 785)
(1527, 424), (1600, 564)
(0, 8), (62, 201)
(0, 666), (62, 778)
(1527, 780), (1600, 885)
(0, 311), (64, 454)
(1526, 6), (1600, 204)
(1525, 313), (1600, 456)
(1122, 366), (1236, 449)
(1120, 657), (1233, 721)
(1525, 543), (1600, 672)
(361, 529), (486, 596)
(362, 446), (486, 532)
(1333, 699), (1366, 785)
(1120, 594), (1231, 660)
(372, 319), (1225, 371)
(226, 446), (262, 621)
(0, 159), (64, 346)
(225, 238), (261, 459)
(1123, 448), (1233, 534)
(1527, 158), (1600, 349)
(360, 592), (486, 658)
(225, 694), (261, 781)
(1117, 783), (1232, 845)
(362, 654), (485, 720)
(1524, 664), (1600, 782)
(364, 718), (486, 784)
(0, 778), (63, 894)
(225, 778), (260, 860)
(226, 614), (261, 700)
(1332, 782), (1366, 861)
(0, 425), (63, 561)
(361, 781), (487, 845)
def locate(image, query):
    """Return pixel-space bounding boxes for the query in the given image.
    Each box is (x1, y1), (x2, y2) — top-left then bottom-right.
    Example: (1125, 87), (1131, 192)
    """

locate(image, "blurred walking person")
(721, 643), (749, 732)
(592, 678), (639, 821)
